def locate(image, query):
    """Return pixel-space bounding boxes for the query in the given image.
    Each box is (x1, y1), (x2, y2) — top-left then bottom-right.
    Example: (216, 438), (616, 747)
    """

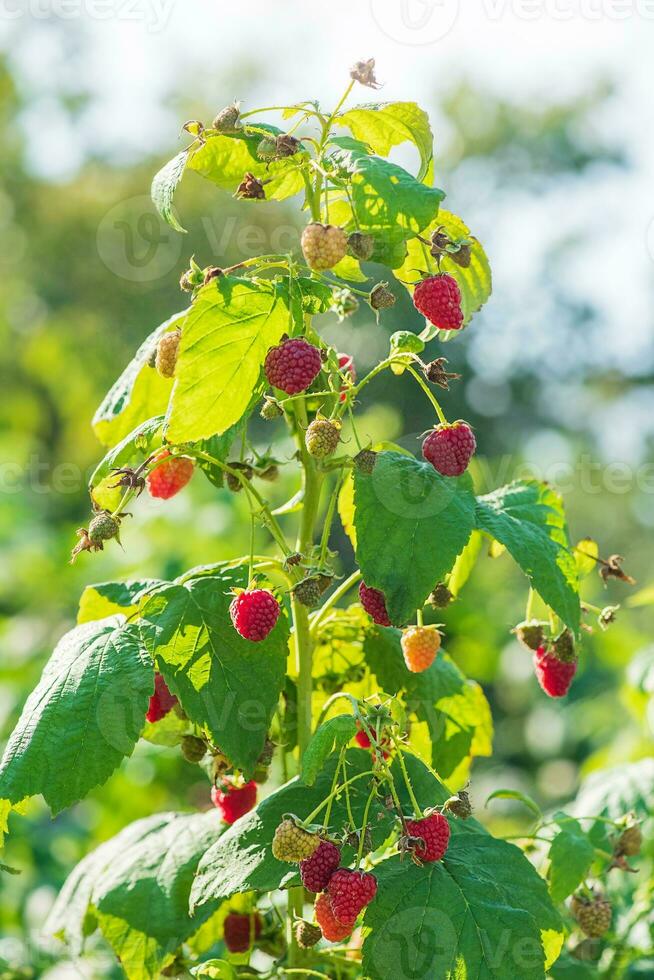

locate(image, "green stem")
(310, 571), (362, 634)
(323, 749), (345, 832)
(525, 587), (535, 622)
(406, 366), (448, 424)
(302, 769), (375, 826)
(392, 738), (423, 819)
(356, 787), (377, 868)
(318, 475), (341, 566)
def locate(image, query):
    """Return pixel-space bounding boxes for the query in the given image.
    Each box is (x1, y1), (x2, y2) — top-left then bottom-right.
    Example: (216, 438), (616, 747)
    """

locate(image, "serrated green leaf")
(475, 479), (580, 634)
(447, 529), (483, 596)
(93, 311), (186, 448)
(77, 579), (164, 624)
(485, 788), (542, 817)
(548, 815), (595, 904)
(362, 826), (563, 979)
(330, 139), (443, 244)
(0, 799), (11, 850)
(336, 101), (433, 181)
(139, 570), (288, 775)
(297, 275), (334, 314)
(190, 749), (427, 910)
(301, 714), (357, 785)
(0, 618), (152, 814)
(89, 416), (165, 511)
(46, 811), (223, 977)
(353, 451), (476, 625)
(364, 630), (492, 777)
(394, 209), (492, 328)
(165, 277), (290, 443)
(151, 150), (188, 233)
(188, 127), (307, 201)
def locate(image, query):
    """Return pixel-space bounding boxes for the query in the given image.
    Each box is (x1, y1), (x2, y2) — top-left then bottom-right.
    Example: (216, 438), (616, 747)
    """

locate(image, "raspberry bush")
(0, 62), (645, 979)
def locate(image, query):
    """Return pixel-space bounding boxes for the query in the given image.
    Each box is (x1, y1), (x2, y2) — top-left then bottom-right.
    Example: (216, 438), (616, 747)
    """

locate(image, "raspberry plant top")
(0, 62), (641, 980)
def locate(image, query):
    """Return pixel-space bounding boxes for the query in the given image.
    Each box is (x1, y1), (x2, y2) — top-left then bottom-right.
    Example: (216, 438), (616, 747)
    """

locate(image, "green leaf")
(301, 714), (357, 785)
(330, 139), (443, 244)
(77, 579), (164, 624)
(574, 537), (599, 578)
(475, 479), (580, 634)
(192, 962), (237, 980)
(151, 150), (188, 233)
(188, 127), (307, 201)
(447, 529), (483, 596)
(362, 826), (563, 980)
(165, 277), (290, 443)
(571, 758), (654, 826)
(336, 101), (433, 181)
(89, 415), (165, 511)
(485, 788), (542, 817)
(394, 209), (492, 328)
(46, 811), (223, 979)
(364, 630), (492, 777)
(139, 570), (289, 775)
(297, 275), (334, 315)
(353, 451), (476, 625)
(93, 311), (186, 448)
(548, 815), (595, 904)
(0, 618), (152, 813)
(191, 750), (417, 910)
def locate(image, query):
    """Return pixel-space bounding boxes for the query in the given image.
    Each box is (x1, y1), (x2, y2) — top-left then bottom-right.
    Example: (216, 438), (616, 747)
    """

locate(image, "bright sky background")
(2, 0), (654, 464)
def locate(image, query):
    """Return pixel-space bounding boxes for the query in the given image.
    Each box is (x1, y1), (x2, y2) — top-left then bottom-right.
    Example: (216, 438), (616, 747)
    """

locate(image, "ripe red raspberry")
(327, 869), (378, 927)
(300, 840), (341, 892)
(146, 673), (178, 723)
(338, 352), (356, 403)
(359, 581), (391, 627)
(223, 911), (262, 953)
(534, 645), (577, 697)
(405, 812), (450, 862)
(354, 724), (390, 759)
(264, 338), (322, 395)
(422, 421), (476, 477)
(314, 892), (352, 942)
(229, 589), (280, 642)
(413, 273), (463, 331)
(146, 451), (194, 499)
(401, 626), (441, 673)
(211, 778), (257, 824)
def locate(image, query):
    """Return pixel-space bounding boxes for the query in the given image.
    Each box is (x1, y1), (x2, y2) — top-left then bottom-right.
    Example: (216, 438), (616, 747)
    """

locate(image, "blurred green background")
(1, 6), (653, 976)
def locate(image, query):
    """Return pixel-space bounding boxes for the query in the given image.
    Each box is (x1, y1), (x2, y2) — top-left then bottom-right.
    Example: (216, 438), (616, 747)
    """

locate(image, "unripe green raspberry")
(305, 419), (340, 459)
(616, 822), (642, 857)
(354, 449), (377, 475)
(347, 231), (375, 261)
(571, 892), (612, 938)
(88, 512), (120, 544)
(369, 282), (396, 310)
(181, 735), (207, 763)
(257, 136), (278, 161)
(212, 103), (241, 133)
(301, 223), (348, 271)
(226, 462), (253, 493)
(295, 920), (322, 949)
(261, 397), (283, 420)
(155, 329), (181, 379)
(429, 583), (453, 608)
(272, 818), (320, 862)
(292, 577), (323, 609)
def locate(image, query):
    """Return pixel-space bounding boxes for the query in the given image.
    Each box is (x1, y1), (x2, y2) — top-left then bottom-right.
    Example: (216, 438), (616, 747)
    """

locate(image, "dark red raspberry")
(314, 892), (352, 942)
(534, 645), (577, 697)
(405, 812), (450, 862)
(264, 338), (322, 395)
(354, 724), (390, 759)
(223, 911), (262, 953)
(300, 840), (341, 892)
(422, 421), (476, 477)
(413, 274), (463, 331)
(230, 589), (280, 642)
(211, 778), (257, 824)
(146, 451), (194, 499)
(327, 869), (378, 927)
(146, 673), (178, 723)
(338, 352), (356, 403)
(359, 581), (391, 627)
